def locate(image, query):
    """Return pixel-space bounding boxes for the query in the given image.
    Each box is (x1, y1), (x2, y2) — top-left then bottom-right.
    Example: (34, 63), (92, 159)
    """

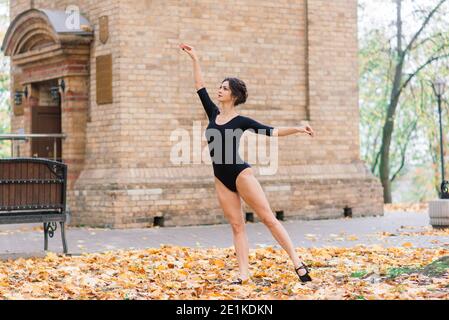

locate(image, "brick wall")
(7, 0), (384, 228)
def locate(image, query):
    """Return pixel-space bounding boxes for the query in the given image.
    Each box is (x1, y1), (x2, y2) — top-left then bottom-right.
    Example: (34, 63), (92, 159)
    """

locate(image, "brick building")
(1, 0), (384, 228)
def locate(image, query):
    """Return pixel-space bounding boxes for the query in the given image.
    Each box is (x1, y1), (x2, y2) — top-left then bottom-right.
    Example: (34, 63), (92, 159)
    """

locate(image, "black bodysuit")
(197, 87), (274, 193)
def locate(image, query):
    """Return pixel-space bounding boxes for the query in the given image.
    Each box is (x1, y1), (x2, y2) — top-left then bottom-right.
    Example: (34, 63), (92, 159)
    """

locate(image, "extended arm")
(273, 127), (300, 137)
(243, 117), (275, 136)
(273, 126), (314, 137)
(244, 118), (313, 137)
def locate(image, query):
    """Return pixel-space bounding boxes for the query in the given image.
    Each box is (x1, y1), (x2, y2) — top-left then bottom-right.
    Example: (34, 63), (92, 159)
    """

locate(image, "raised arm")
(180, 43), (218, 120)
(196, 87), (219, 120)
(179, 43), (204, 90)
(192, 59), (205, 91)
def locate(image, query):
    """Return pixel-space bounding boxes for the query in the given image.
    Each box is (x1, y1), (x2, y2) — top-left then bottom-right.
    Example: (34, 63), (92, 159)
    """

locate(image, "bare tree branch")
(390, 119), (418, 182)
(410, 32), (447, 52)
(398, 52), (449, 99)
(404, 0), (447, 54)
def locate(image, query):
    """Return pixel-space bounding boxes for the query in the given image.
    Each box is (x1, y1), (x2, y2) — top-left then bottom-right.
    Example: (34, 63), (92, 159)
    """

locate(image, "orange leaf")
(210, 259), (225, 268)
(402, 242), (413, 248)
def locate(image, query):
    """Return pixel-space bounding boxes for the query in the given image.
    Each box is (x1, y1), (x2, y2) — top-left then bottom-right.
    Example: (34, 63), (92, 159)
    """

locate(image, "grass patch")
(422, 256), (449, 277)
(386, 256), (449, 279)
(350, 270), (368, 278)
(386, 267), (417, 278)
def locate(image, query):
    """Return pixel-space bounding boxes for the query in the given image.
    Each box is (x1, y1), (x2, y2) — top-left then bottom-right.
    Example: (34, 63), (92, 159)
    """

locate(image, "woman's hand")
(179, 43), (199, 61)
(299, 125), (314, 137)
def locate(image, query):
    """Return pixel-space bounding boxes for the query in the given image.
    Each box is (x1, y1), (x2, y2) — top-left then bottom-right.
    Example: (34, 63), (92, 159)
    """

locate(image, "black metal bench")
(0, 158), (69, 254)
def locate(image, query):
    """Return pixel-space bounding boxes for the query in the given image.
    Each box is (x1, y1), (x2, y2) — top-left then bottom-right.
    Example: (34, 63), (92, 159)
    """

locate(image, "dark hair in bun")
(222, 77), (248, 106)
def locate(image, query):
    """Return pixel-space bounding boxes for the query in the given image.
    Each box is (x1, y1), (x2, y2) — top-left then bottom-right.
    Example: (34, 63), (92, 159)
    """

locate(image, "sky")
(1, 1), (445, 46)
(0, 0), (6, 17)
(359, 0), (449, 37)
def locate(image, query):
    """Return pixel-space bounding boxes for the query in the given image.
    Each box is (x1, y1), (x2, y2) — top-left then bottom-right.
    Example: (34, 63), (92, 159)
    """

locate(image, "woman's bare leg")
(214, 177), (250, 280)
(236, 168), (307, 276)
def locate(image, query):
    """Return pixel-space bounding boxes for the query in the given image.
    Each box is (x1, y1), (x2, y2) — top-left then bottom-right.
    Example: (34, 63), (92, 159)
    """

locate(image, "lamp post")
(431, 78), (447, 198)
(14, 85), (28, 105)
(50, 79), (65, 101)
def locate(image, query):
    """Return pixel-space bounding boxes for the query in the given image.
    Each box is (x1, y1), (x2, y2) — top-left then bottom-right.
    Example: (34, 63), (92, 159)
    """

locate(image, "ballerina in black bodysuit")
(197, 86), (274, 192)
(180, 43), (315, 285)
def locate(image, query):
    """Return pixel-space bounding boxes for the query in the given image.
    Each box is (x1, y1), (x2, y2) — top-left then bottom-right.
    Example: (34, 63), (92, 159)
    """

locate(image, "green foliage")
(358, 0), (449, 202)
(386, 267), (417, 278)
(350, 270), (368, 278)
(386, 256), (449, 279)
(422, 256), (449, 277)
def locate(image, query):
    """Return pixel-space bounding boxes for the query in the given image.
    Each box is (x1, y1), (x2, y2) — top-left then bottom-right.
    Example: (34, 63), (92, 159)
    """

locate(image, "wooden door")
(31, 81), (62, 161)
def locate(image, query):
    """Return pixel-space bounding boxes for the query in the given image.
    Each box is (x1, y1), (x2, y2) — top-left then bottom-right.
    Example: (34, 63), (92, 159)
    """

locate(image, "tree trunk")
(376, 0), (447, 203)
(380, 0), (403, 203)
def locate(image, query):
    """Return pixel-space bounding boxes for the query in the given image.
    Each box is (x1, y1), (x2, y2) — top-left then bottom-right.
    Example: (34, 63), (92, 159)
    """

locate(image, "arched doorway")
(1, 8), (93, 190)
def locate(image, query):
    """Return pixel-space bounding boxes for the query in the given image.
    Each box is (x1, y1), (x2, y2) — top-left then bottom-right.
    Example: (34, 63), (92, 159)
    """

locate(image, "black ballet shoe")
(229, 277), (250, 285)
(295, 262), (312, 282)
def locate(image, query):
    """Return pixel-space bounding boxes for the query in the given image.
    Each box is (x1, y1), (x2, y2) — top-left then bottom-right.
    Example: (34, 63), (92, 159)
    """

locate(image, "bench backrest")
(0, 158), (67, 213)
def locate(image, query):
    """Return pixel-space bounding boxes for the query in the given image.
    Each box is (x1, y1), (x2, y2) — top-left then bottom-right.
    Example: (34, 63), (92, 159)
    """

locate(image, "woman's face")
(217, 81), (234, 104)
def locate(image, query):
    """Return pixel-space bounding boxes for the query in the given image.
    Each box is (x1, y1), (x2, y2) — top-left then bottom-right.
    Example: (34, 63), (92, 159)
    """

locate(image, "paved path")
(0, 211), (448, 259)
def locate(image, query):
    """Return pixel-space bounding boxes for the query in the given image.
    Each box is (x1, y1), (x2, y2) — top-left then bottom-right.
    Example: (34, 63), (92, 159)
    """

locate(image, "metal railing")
(0, 133), (67, 161)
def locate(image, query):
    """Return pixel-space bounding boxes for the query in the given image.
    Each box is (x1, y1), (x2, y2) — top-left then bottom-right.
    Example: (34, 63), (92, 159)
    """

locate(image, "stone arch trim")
(1, 8), (93, 59)
(13, 25), (58, 55)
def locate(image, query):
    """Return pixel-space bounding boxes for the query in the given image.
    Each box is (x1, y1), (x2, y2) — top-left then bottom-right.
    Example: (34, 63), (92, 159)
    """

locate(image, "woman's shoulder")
(236, 114), (251, 122)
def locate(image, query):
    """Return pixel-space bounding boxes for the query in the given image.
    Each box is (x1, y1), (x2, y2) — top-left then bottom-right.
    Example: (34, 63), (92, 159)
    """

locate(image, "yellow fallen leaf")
(44, 252), (58, 262)
(177, 269), (189, 276)
(210, 259), (226, 268)
(0, 241), (448, 300)
(128, 265), (146, 274)
(253, 271), (268, 278)
(402, 242), (413, 248)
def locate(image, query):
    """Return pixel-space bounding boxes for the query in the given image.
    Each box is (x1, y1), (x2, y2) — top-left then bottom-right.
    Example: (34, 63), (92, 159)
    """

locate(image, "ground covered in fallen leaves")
(384, 202), (428, 212)
(1, 245), (448, 300)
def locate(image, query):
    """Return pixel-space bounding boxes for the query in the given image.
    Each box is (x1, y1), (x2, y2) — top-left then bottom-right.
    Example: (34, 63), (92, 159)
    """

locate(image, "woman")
(180, 43), (315, 285)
